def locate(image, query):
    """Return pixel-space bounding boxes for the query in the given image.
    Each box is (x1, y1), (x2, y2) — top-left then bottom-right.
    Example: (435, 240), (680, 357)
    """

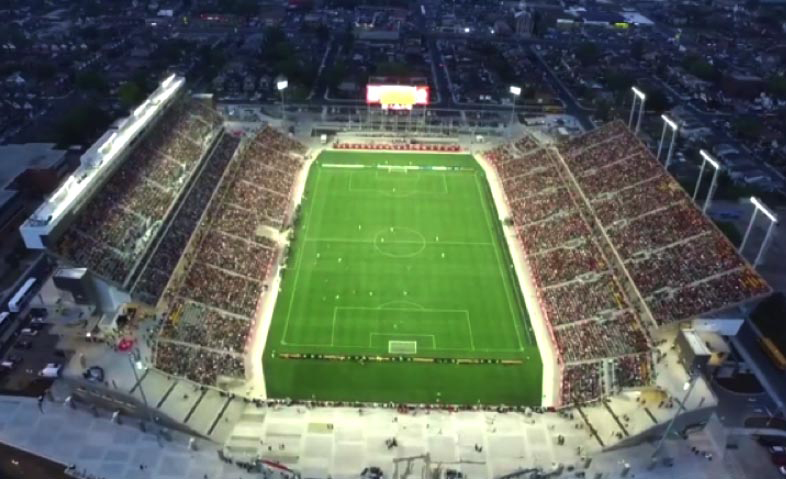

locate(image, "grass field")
(263, 151), (542, 405)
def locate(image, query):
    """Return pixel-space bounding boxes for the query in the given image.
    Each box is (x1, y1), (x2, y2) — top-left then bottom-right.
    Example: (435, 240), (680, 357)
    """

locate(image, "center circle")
(374, 227), (427, 258)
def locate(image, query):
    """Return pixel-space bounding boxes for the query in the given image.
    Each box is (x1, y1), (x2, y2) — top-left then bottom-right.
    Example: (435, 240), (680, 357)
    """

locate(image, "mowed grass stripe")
(263, 151), (542, 405)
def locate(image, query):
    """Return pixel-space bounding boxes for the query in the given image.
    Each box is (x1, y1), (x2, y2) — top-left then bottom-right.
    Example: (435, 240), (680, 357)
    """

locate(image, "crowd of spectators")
(153, 126), (307, 385)
(557, 121), (770, 324)
(648, 267), (769, 324)
(554, 313), (649, 363)
(133, 134), (240, 303)
(154, 341), (244, 385)
(57, 97), (223, 284)
(561, 362), (603, 405)
(518, 213), (590, 253)
(611, 354), (653, 390)
(541, 274), (623, 325)
(486, 120), (770, 404)
(591, 177), (684, 227)
(529, 243), (607, 287)
(160, 300), (249, 354)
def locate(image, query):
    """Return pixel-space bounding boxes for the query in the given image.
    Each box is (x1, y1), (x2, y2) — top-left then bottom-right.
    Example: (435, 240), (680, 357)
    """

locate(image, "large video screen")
(366, 85), (429, 109)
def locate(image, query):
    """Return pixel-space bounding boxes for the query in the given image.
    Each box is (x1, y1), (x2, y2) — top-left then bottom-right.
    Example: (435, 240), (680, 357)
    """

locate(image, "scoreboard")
(366, 84), (429, 110)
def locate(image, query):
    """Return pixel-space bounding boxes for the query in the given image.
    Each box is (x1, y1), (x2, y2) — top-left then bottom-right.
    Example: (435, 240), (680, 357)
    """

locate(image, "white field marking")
(368, 333), (436, 349)
(281, 167), (323, 345)
(472, 173), (529, 349)
(329, 306), (475, 352)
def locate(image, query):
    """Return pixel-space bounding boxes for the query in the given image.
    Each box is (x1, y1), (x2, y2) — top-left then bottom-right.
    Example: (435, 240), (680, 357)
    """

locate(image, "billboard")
(366, 84), (429, 110)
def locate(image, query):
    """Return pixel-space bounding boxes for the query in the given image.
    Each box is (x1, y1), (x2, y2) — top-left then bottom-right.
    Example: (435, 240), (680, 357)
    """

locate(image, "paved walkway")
(0, 396), (265, 479)
(0, 392), (764, 479)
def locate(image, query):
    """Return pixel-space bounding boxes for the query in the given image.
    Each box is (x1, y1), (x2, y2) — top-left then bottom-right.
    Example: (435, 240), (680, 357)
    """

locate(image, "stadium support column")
(742, 197), (779, 268)
(276, 76), (288, 126)
(509, 85), (522, 138)
(739, 207), (758, 254)
(693, 150), (721, 213)
(659, 114), (678, 169)
(630, 87), (646, 134)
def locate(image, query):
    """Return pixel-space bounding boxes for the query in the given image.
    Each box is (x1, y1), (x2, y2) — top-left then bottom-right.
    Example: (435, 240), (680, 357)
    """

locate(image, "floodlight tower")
(276, 76), (288, 125)
(692, 149), (722, 213)
(629, 87), (646, 133)
(510, 85), (522, 125)
(657, 114), (679, 169)
(740, 197), (778, 268)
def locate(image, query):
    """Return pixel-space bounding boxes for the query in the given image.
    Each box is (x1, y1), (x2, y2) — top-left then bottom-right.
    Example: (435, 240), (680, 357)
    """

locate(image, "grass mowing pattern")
(263, 151), (542, 405)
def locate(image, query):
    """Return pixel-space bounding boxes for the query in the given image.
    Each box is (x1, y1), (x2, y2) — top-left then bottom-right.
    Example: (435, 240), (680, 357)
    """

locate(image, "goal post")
(388, 340), (418, 355)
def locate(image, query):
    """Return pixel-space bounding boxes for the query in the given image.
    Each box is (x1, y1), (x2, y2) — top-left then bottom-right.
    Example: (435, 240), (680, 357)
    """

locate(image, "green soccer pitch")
(262, 150), (543, 406)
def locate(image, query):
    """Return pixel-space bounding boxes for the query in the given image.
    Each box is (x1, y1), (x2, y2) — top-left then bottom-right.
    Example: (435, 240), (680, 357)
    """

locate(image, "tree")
(56, 104), (111, 146)
(118, 82), (146, 111)
(75, 70), (108, 94)
(647, 88), (671, 113)
(631, 39), (646, 61)
(575, 42), (601, 67)
(682, 54), (720, 83)
(603, 69), (634, 92)
(766, 75), (786, 99)
(732, 115), (763, 141)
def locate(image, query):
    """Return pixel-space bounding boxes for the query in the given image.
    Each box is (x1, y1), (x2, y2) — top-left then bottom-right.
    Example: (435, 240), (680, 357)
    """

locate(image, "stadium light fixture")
(661, 114), (678, 130)
(693, 149), (721, 213)
(751, 196), (778, 223)
(629, 87), (646, 133)
(740, 196), (778, 268)
(510, 85), (522, 96)
(657, 114), (679, 169)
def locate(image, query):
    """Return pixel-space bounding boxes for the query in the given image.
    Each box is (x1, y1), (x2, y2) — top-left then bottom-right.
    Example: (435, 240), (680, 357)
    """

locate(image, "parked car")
(20, 328), (38, 336)
(14, 339), (32, 350)
(38, 363), (62, 378)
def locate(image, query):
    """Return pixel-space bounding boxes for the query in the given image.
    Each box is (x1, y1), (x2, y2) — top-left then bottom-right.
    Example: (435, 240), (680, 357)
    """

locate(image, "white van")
(38, 363), (62, 378)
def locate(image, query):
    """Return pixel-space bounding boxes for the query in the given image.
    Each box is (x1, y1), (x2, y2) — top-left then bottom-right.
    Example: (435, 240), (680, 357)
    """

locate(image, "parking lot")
(0, 311), (62, 397)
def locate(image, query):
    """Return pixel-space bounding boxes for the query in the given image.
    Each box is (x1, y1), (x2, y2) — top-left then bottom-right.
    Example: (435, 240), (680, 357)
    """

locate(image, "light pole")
(629, 87), (646, 133)
(692, 149), (721, 213)
(127, 348), (162, 446)
(740, 197), (778, 268)
(276, 76), (288, 126)
(652, 371), (700, 465)
(509, 85), (521, 136)
(657, 114), (678, 169)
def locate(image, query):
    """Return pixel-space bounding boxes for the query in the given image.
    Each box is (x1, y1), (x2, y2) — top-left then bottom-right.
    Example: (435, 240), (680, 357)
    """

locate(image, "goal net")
(388, 340), (417, 355)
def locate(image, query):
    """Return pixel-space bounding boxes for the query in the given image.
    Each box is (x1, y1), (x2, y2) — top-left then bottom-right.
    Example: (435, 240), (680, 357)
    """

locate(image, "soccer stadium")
(15, 76), (773, 478)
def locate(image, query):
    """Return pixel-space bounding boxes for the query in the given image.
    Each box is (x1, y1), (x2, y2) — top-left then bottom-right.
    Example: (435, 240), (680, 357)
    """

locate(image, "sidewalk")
(0, 396), (261, 479)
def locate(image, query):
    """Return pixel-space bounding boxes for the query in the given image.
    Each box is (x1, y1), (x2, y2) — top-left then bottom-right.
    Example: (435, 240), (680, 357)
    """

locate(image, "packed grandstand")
(485, 120), (770, 404)
(38, 84), (770, 408)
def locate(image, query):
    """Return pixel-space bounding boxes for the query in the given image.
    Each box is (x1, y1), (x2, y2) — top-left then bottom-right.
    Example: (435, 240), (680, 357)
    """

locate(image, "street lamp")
(509, 85), (521, 129)
(693, 149), (721, 213)
(276, 76), (288, 125)
(652, 370), (700, 465)
(740, 196), (778, 268)
(629, 87), (646, 134)
(127, 348), (162, 446)
(657, 114), (678, 169)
